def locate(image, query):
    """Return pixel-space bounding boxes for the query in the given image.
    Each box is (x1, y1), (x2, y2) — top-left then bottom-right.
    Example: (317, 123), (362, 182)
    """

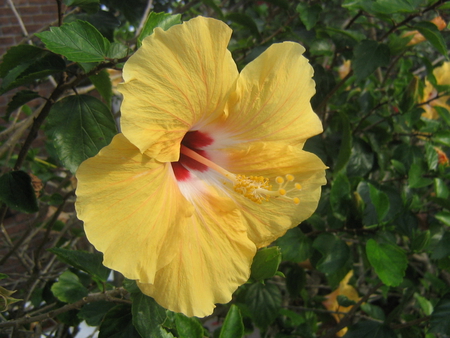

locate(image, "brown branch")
(0, 288), (129, 328)
(390, 315), (431, 330)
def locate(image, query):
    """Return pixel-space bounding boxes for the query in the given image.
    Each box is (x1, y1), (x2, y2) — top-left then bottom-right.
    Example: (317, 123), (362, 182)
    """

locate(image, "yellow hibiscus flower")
(75, 16), (326, 317)
(421, 62), (450, 119)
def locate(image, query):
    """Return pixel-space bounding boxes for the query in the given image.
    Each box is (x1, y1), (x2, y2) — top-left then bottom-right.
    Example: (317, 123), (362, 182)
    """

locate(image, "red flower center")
(171, 131), (214, 181)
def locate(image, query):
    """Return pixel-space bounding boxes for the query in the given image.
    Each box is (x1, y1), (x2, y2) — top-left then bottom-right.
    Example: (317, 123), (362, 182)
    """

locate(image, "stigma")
(180, 145), (302, 204)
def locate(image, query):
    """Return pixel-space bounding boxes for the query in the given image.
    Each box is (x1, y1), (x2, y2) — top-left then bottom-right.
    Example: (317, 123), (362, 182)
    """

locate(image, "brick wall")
(1, 0), (60, 113)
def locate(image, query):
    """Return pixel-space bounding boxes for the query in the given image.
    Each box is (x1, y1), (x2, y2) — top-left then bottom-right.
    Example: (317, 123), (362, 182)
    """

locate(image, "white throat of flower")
(180, 145), (302, 204)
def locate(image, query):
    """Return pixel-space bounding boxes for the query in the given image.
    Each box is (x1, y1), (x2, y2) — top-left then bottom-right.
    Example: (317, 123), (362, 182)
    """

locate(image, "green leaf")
(330, 172), (352, 221)
(78, 301), (116, 326)
(226, 13), (260, 38)
(297, 3), (322, 31)
(138, 12), (182, 47)
(413, 21), (448, 58)
(174, 313), (204, 338)
(64, 0), (100, 13)
(360, 303), (386, 321)
(131, 292), (168, 338)
(366, 239), (407, 286)
(408, 163), (433, 188)
(107, 42), (128, 59)
(201, 0), (224, 18)
(353, 40), (390, 82)
(312, 233), (350, 274)
(89, 69), (113, 108)
(219, 305), (244, 338)
(433, 130), (450, 147)
(436, 212), (450, 226)
(337, 294), (357, 307)
(368, 183), (390, 222)
(37, 20), (110, 62)
(431, 231), (450, 260)
(425, 142), (438, 171)
(414, 292), (433, 316)
(0, 51), (65, 94)
(49, 248), (110, 282)
(251, 247), (282, 281)
(51, 270), (88, 303)
(6, 90), (41, 118)
(99, 304), (140, 338)
(46, 94), (117, 173)
(429, 293), (450, 334)
(245, 282), (281, 330)
(276, 228), (312, 263)
(435, 106), (450, 126)
(371, 0), (417, 14)
(0, 171), (39, 213)
(0, 45), (47, 77)
(334, 112), (353, 172)
(344, 320), (397, 338)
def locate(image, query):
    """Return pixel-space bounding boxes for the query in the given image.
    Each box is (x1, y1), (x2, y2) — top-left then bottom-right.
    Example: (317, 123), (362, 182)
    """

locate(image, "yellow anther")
(295, 183), (302, 190)
(276, 176), (284, 184)
(293, 197), (300, 204)
(279, 188), (286, 195)
(286, 174), (294, 181)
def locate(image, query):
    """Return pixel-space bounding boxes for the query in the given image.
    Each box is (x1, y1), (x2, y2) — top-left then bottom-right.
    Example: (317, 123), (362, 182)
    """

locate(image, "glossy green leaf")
(411, 230), (430, 252)
(49, 248), (110, 281)
(414, 292), (433, 316)
(312, 233), (350, 274)
(408, 163), (433, 188)
(360, 303), (386, 321)
(353, 40), (390, 82)
(138, 12), (182, 47)
(433, 130), (450, 147)
(366, 239), (407, 286)
(89, 69), (113, 108)
(245, 282), (281, 330)
(64, 0), (100, 13)
(251, 247), (282, 281)
(6, 90), (41, 118)
(174, 313), (204, 338)
(436, 212), (450, 226)
(368, 183), (390, 222)
(219, 305), (244, 338)
(435, 106), (450, 126)
(0, 45), (47, 77)
(46, 94), (117, 173)
(276, 227), (312, 263)
(99, 304), (140, 338)
(0, 51), (65, 94)
(131, 292), (168, 338)
(429, 293), (450, 334)
(78, 301), (116, 326)
(371, 0), (416, 14)
(414, 21), (448, 58)
(344, 320), (397, 338)
(0, 171), (39, 213)
(297, 3), (322, 31)
(51, 271), (88, 303)
(37, 20), (110, 62)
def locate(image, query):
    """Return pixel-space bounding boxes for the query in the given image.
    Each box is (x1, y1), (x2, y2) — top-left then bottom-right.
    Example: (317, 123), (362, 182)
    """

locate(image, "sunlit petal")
(75, 134), (194, 283)
(224, 42), (322, 145)
(138, 186), (256, 317)
(119, 17), (239, 162)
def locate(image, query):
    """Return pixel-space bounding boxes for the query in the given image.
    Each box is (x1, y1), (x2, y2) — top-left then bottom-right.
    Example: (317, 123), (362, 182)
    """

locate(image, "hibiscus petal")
(213, 142), (327, 247)
(119, 17), (239, 162)
(75, 134), (194, 283)
(138, 186), (256, 317)
(225, 42), (322, 145)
